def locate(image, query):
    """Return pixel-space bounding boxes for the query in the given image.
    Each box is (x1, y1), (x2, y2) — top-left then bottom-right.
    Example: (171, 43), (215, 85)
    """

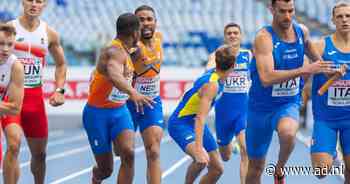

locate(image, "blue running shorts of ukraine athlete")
(246, 103), (300, 158)
(127, 96), (164, 132)
(215, 105), (247, 146)
(168, 116), (218, 153)
(82, 104), (134, 155)
(311, 120), (350, 157)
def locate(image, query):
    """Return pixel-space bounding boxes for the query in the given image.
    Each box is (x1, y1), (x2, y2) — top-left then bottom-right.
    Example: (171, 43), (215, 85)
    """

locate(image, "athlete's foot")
(274, 173), (285, 184)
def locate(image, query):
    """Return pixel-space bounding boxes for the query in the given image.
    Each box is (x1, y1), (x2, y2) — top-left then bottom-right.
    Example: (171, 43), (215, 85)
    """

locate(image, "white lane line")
(20, 134), (87, 152)
(2, 130), (67, 150)
(162, 155), (191, 179)
(49, 136), (172, 184)
(296, 131), (345, 180)
(49, 130), (66, 138)
(0, 145), (91, 173)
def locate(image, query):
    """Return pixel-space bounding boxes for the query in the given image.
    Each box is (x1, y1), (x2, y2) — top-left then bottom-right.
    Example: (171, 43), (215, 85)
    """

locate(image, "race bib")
(108, 79), (132, 102)
(134, 76), (160, 98)
(223, 71), (250, 93)
(20, 58), (43, 87)
(272, 77), (300, 97)
(328, 80), (350, 106)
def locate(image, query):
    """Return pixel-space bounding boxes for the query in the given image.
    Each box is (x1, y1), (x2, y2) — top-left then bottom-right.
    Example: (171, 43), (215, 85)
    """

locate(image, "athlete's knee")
(193, 161), (207, 171)
(220, 151), (231, 162)
(94, 166), (113, 180)
(145, 143), (160, 161)
(101, 167), (113, 179)
(209, 162), (224, 177)
(247, 160), (265, 177)
(279, 131), (296, 145)
(7, 135), (21, 156)
(219, 145), (232, 162)
(32, 151), (46, 162)
(120, 146), (135, 166)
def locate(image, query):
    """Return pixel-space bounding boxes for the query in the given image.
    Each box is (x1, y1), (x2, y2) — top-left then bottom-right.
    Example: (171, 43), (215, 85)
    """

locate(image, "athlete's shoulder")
(255, 28), (272, 42)
(46, 24), (60, 45)
(97, 43), (125, 67)
(209, 71), (220, 82)
(296, 23), (308, 32)
(314, 35), (328, 55)
(154, 32), (163, 41)
(12, 59), (24, 75)
(254, 29), (273, 52)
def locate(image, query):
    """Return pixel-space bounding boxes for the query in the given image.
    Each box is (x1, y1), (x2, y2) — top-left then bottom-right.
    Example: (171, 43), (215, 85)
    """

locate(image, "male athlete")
(206, 23), (250, 184)
(0, 24), (24, 180)
(83, 13), (154, 184)
(127, 5), (164, 184)
(5, 0), (67, 183)
(311, 1), (350, 182)
(246, 0), (334, 183)
(168, 45), (236, 184)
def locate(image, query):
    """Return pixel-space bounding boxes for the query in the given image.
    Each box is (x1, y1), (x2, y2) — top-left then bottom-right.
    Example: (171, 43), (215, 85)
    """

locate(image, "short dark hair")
(224, 23), (241, 34)
(271, 0), (292, 6)
(215, 45), (236, 71)
(134, 5), (156, 16)
(0, 23), (16, 36)
(116, 13), (140, 36)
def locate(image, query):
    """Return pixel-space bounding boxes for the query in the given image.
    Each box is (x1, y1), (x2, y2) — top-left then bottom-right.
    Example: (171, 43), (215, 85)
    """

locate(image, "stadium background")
(0, 0), (346, 184)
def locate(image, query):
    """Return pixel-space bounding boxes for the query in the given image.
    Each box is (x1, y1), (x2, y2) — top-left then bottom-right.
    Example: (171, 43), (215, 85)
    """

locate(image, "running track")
(0, 127), (343, 184)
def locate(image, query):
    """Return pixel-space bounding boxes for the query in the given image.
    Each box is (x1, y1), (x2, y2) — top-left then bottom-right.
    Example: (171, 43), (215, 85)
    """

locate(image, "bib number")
(328, 80), (350, 106)
(20, 58), (43, 87)
(108, 79), (132, 102)
(272, 77), (300, 97)
(134, 76), (160, 98)
(223, 71), (250, 93)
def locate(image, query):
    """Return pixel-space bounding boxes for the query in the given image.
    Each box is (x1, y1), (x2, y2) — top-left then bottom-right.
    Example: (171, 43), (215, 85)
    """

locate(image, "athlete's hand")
(194, 146), (209, 166)
(129, 91), (154, 114)
(301, 60), (335, 75)
(130, 46), (144, 62)
(49, 92), (65, 107)
(336, 64), (348, 77)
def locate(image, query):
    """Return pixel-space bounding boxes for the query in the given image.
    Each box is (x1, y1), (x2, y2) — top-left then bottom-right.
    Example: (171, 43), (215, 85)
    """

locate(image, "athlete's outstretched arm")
(194, 82), (218, 151)
(255, 30), (332, 87)
(48, 27), (67, 90)
(0, 62), (24, 115)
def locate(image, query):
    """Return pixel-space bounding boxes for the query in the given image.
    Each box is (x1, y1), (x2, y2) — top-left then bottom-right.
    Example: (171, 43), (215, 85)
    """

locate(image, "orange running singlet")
(133, 32), (163, 98)
(88, 39), (134, 108)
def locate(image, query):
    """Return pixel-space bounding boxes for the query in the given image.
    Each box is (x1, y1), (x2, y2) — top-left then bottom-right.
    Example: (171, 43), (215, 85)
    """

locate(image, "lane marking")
(162, 155), (191, 179)
(49, 136), (171, 184)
